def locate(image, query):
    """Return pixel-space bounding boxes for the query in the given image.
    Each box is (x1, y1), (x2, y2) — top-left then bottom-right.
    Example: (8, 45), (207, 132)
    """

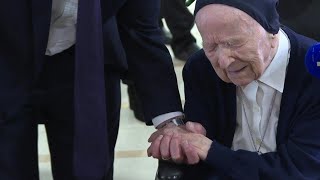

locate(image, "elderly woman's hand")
(179, 133), (213, 162)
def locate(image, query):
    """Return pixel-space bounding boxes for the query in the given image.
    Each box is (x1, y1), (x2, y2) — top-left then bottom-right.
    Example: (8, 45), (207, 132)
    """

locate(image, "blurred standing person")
(278, 0), (320, 41)
(0, 0), (183, 179)
(160, 0), (200, 61)
(128, 0), (201, 122)
(126, 1), (200, 179)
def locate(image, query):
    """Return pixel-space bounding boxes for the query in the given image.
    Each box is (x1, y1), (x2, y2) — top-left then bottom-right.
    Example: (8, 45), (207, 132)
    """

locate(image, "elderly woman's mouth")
(228, 66), (247, 74)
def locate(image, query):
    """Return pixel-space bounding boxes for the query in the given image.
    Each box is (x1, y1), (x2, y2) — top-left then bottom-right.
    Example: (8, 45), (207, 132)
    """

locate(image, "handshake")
(147, 121), (213, 165)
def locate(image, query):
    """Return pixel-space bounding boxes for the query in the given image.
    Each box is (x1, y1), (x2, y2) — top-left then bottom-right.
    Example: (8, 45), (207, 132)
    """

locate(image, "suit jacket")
(0, 0), (181, 122)
(181, 26), (320, 179)
(0, 0), (182, 177)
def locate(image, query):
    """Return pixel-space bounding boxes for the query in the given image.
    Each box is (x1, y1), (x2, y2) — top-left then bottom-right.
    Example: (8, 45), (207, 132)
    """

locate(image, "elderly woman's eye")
(211, 45), (217, 51)
(204, 44), (217, 52)
(225, 42), (233, 47)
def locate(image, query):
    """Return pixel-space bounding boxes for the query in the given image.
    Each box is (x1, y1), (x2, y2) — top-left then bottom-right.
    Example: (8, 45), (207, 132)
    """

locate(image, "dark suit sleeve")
(116, 0), (182, 124)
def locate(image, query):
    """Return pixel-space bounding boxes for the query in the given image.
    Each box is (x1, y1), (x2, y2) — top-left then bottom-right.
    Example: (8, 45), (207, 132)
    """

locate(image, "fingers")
(148, 123), (179, 142)
(148, 130), (162, 142)
(148, 133), (202, 165)
(148, 123), (205, 164)
(186, 121), (206, 135)
(148, 132), (185, 163)
(148, 133), (174, 160)
(170, 134), (184, 164)
(181, 140), (200, 164)
(147, 135), (163, 158)
(159, 133), (172, 160)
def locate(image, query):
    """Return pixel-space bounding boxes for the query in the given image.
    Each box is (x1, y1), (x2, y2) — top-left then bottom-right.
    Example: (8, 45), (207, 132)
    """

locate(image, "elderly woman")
(148, 0), (320, 179)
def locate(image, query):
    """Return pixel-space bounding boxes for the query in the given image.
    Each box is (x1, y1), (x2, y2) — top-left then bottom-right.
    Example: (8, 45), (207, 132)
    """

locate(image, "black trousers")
(0, 47), (121, 180)
(160, 0), (196, 51)
(278, 0), (320, 41)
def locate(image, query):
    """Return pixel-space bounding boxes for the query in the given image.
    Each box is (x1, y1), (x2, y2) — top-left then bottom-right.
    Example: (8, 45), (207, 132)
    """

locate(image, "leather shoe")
(161, 27), (172, 45)
(155, 160), (183, 180)
(173, 42), (200, 61)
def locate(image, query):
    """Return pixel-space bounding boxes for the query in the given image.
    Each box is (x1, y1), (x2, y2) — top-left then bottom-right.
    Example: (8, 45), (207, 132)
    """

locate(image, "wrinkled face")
(195, 5), (278, 86)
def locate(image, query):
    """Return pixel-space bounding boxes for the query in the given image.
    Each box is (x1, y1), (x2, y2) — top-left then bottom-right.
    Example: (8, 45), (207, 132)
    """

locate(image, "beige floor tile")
(114, 157), (158, 180)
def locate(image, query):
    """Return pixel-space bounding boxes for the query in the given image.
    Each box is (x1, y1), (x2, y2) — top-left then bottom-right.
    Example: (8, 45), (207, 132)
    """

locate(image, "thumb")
(186, 121), (206, 135)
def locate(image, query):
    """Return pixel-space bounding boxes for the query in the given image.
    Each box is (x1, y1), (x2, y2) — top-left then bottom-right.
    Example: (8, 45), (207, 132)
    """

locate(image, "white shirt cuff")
(152, 111), (184, 128)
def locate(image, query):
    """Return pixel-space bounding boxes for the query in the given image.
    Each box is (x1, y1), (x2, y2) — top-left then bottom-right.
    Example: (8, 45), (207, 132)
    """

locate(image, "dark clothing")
(0, 0), (182, 179)
(278, 0), (320, 41)
(160, 0), (196, 52)
(181, 26), (320, 179)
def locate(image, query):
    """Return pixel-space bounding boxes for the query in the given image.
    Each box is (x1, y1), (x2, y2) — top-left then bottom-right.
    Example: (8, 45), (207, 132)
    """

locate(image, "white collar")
(258, 29), (290, 93)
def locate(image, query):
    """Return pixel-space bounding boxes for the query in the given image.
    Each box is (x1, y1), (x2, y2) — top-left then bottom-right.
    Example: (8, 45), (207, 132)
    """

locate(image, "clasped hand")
(147, 121), (212, 165)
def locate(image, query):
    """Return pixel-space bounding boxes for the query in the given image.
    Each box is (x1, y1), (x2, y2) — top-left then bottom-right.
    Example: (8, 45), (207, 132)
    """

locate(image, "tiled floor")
(38, 4), (201, 180)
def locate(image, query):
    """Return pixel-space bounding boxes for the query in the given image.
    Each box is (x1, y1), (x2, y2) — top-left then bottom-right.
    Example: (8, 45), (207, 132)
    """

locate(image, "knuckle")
(163, 128), (170, 134)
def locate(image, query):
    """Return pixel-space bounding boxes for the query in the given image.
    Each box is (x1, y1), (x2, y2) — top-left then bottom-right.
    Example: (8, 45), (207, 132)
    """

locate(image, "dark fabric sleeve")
(183, 63), (210, 123)
(116, 0), (182, 124)
(204, 83), (320, 180)
(182, 51), (218, 132)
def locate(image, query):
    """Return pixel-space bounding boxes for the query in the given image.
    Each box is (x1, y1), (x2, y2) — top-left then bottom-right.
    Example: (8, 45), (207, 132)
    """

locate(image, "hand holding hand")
(147, 121), (212, 164)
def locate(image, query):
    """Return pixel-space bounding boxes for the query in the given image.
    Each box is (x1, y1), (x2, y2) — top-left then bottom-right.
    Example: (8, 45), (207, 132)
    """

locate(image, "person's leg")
(161, 0), (195, 47)
(104, 66), (121, 180)
(45, 88), (74, 180)
(0, 104), (39, 180)
(42, 47), (122, 180)
(159, 18), (172, 45)
(41, 47), (76, 180)
(161, 0), (199, 60)
(122, 79), (145, 122)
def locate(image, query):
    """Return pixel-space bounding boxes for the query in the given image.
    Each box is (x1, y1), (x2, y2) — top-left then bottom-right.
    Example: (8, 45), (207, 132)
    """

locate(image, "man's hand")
(149, 121), (206, 142)
(148, 122), (190, 161)
(147, 121), (211, 164)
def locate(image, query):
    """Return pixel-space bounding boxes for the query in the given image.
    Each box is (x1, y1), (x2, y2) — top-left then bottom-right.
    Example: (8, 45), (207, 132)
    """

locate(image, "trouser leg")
(161, 0), (195, 49)
(40, 47), (75, 180)
(104, 67), (121, 180)
(0, 105), (39, 180)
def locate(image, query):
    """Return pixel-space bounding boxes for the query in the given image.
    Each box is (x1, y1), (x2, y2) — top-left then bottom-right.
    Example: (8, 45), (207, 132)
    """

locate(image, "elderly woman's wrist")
(200, 137), (213, 160)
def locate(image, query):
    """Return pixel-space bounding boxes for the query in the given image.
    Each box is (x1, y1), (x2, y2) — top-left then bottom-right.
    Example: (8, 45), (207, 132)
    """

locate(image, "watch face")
(172, 118), (185, 126)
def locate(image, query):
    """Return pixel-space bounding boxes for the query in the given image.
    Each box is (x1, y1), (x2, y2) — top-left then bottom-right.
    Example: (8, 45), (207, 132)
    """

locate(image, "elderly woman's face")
(195, 5), (278, 86)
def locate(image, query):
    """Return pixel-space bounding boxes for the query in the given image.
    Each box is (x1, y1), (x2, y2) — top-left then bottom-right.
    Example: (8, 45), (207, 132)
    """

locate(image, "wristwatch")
(170, 116), (185, 126)
(157, 116), (185, 129)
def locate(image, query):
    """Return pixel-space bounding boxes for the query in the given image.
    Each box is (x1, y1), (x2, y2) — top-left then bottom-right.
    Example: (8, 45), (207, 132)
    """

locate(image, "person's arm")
(116, 0), (182, 125)
(147, 51), (214, 163)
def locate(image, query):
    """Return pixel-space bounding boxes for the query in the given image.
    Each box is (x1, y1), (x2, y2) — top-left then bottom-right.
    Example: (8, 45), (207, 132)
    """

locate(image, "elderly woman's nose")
(216, 49), (233, 69)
